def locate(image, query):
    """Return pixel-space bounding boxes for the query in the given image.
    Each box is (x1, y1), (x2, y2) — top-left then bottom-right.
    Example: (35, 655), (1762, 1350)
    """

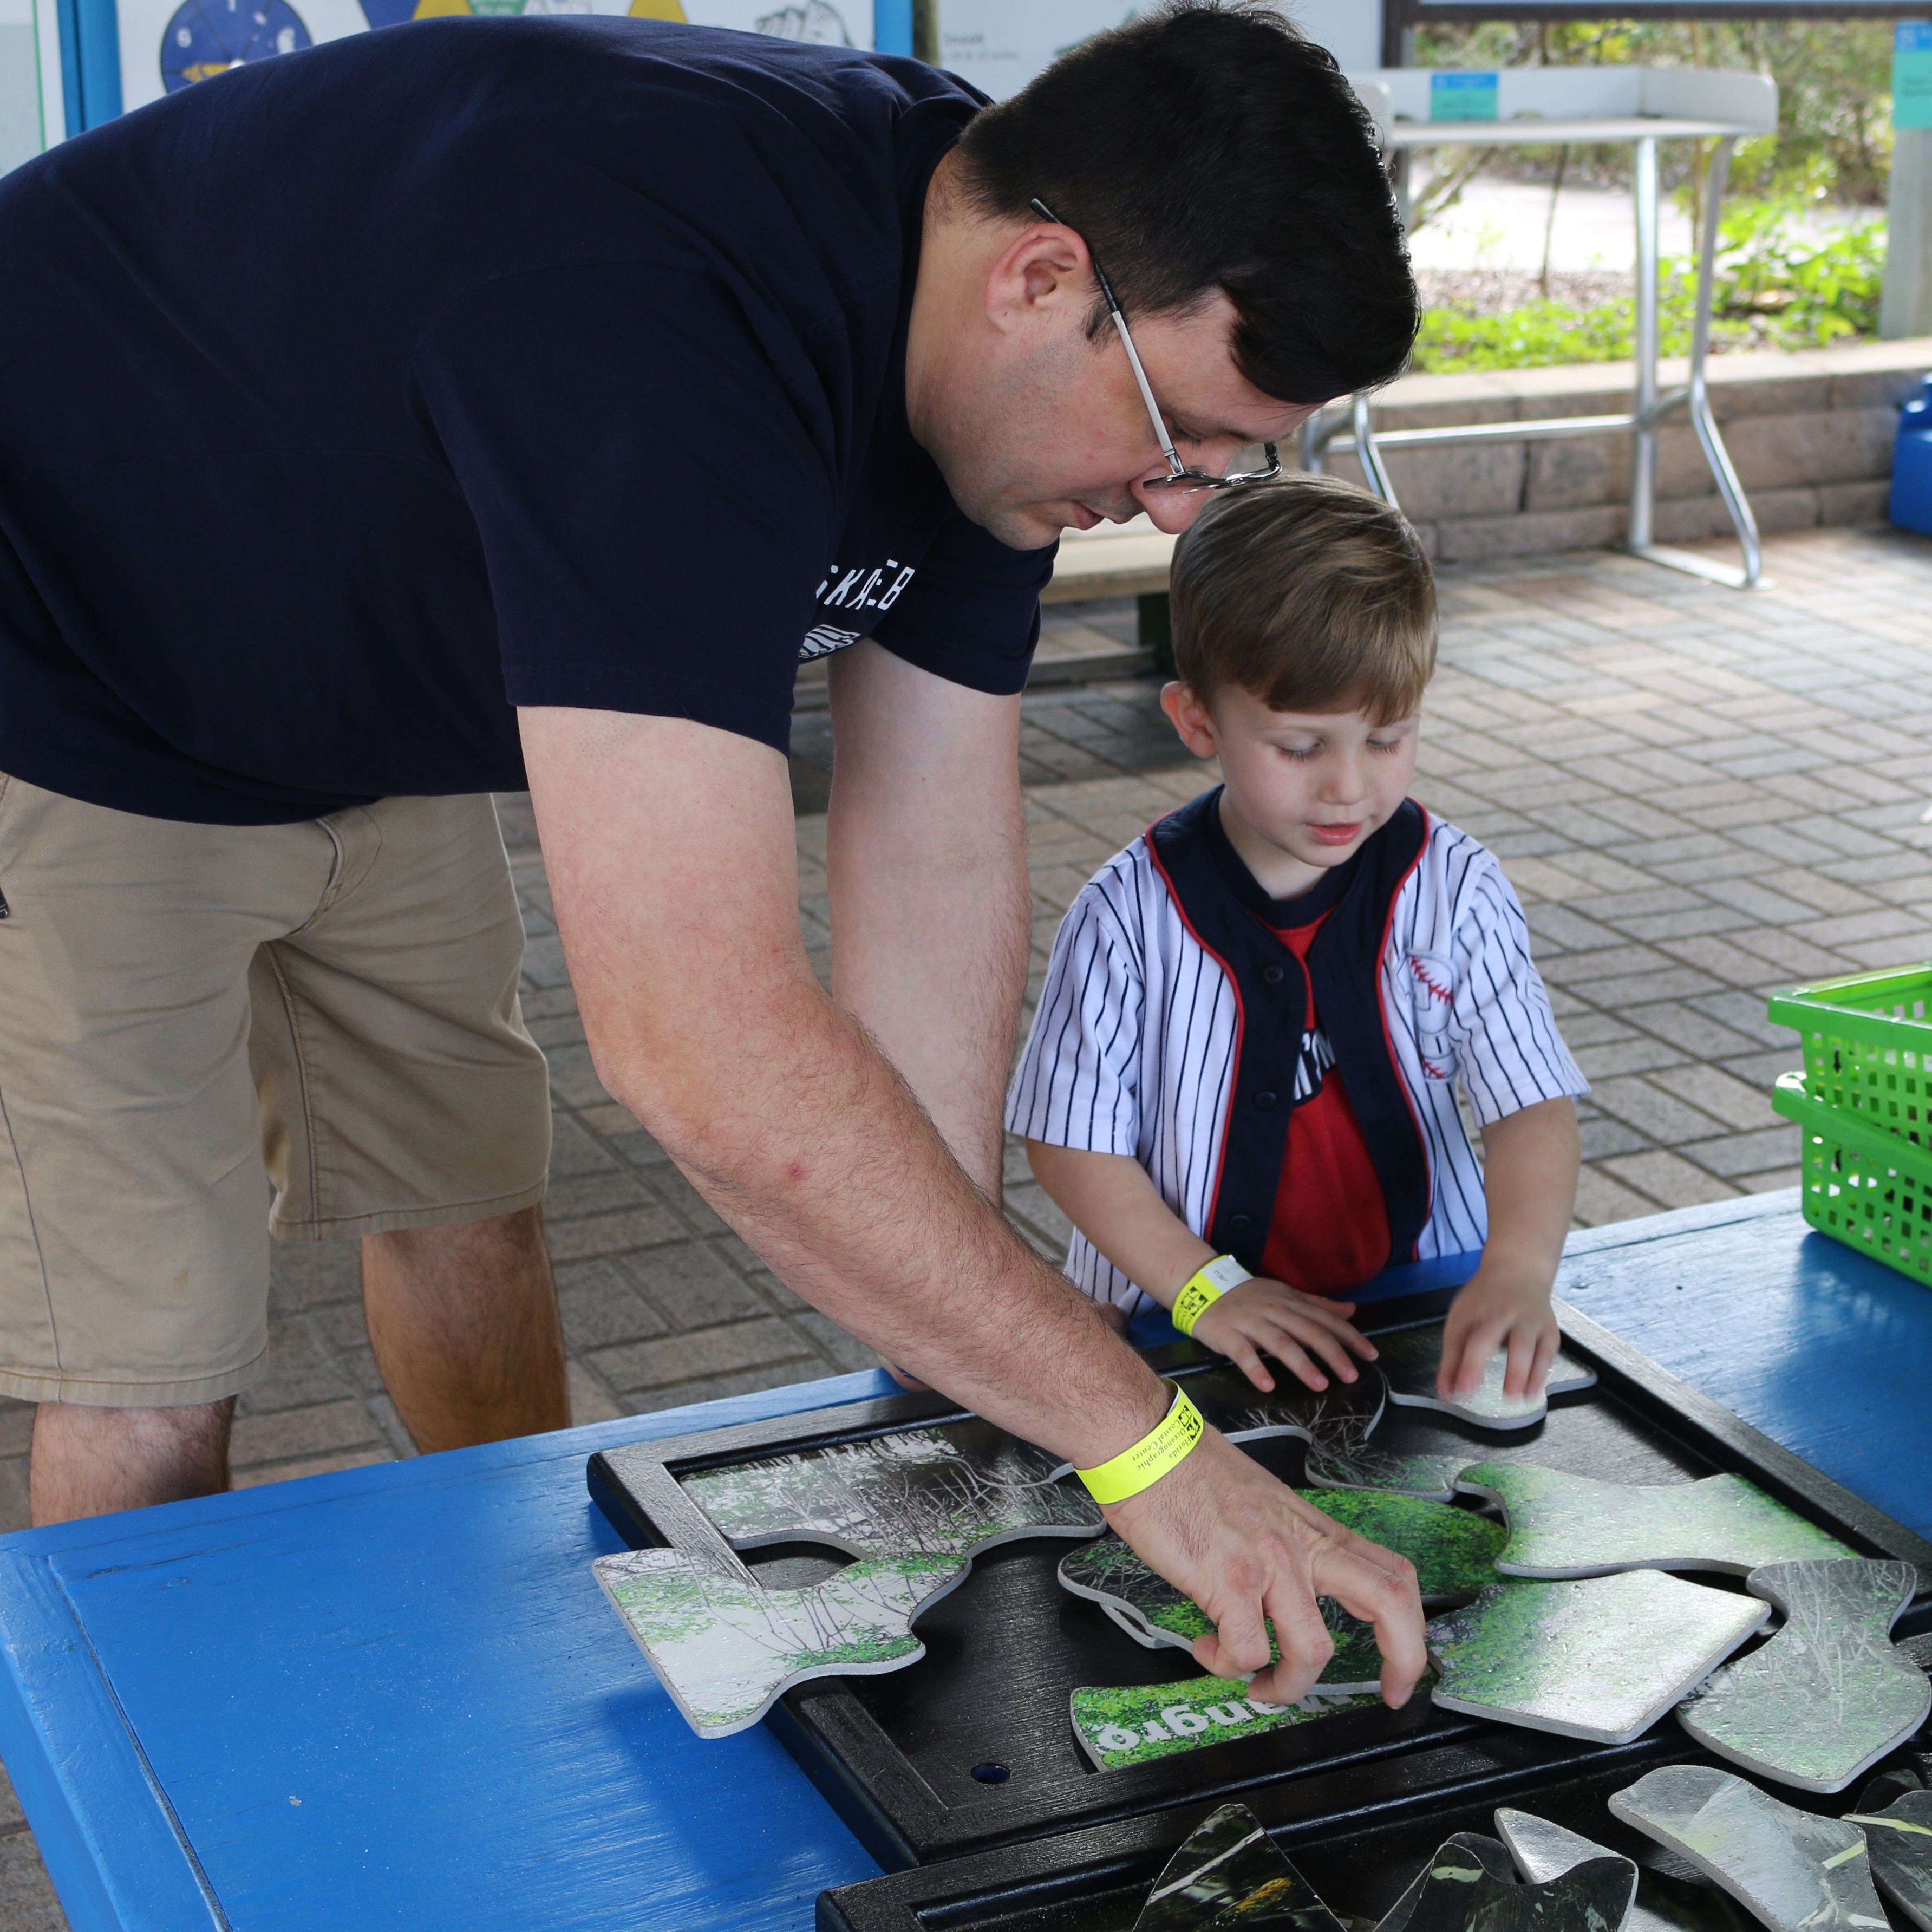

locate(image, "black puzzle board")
(587, 1290), (1932, 1871)
(814, 1738), (1932, 1932)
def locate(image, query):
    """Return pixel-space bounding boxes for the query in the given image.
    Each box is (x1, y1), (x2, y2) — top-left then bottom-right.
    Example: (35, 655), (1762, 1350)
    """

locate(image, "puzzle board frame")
(813, 1744), (1863, 1932)
(587, 1290), (1932, 1873)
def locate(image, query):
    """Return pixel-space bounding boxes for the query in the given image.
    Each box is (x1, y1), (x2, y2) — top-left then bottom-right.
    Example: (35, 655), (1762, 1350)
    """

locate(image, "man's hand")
(1189, 1278), (1376, 1394)
(1438, 1269), (1561, 1400)
(1108, 1429), (1427, 1708)
(517, 697), (1426, 1714)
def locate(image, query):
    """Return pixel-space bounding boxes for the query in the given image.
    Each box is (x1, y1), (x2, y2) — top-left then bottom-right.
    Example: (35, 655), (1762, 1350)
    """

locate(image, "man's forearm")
(520, 704), (1166, 1468)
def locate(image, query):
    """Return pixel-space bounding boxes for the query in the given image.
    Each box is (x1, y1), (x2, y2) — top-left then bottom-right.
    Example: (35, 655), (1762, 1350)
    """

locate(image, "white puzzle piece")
(592, 1546), (967, 1738)
(1678, 1559), (1930, 1793)
(1609, 1765), (1890, 1932)
(1456, 1464), (1857, 1578)
(1374, 1322), (1597, 1428)
(1426, 1571), (1768, 1744)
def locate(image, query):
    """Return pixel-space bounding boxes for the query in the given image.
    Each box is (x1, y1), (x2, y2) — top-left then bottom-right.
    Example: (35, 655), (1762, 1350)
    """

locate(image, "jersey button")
(1254, 1090), (1278, 1110)
(1262, 965), (1285, 985)
(1229, 1214), (1251, 1232)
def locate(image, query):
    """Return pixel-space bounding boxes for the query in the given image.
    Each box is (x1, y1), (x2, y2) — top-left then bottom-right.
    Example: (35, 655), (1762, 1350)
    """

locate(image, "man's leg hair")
(362, 1203), (567, 1455)
(31, 1395), (236, 1525)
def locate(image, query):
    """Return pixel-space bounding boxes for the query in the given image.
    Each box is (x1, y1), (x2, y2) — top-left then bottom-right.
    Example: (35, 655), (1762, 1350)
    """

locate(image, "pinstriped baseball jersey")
(1005, 790), (1587, 1313)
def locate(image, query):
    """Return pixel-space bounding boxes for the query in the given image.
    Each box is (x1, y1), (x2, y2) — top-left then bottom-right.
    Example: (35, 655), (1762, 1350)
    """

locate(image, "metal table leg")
(1625, 133), (1767, 589)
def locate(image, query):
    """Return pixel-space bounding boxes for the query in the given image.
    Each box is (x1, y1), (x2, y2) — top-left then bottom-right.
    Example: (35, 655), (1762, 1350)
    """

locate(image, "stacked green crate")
(1768, 964), (1932, 1285)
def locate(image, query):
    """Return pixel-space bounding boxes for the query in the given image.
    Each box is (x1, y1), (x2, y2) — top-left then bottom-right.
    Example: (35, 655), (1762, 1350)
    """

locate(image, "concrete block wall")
(1323, 337), (1932, 564)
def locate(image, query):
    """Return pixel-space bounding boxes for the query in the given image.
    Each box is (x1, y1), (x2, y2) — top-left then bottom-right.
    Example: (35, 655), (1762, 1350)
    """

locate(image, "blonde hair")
(1169, 473), (1437, 722)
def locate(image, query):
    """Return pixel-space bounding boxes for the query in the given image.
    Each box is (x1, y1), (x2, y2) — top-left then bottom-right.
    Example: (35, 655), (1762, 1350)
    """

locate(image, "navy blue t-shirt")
(0, 19), (1052, 824)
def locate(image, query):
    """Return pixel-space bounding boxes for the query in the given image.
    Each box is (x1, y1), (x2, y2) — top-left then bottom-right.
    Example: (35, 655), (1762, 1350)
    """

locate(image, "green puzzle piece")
(1070, 1672), (1401, 1771)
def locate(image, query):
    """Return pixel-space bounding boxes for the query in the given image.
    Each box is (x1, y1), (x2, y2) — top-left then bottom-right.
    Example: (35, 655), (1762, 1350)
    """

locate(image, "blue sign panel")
(1431, 68), (1499, 120)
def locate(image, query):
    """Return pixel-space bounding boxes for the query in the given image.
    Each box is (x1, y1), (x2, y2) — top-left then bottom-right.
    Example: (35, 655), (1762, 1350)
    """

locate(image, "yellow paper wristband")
(1074, 1382), (1206, 1506)
(1172, 1255), (1252, 1336)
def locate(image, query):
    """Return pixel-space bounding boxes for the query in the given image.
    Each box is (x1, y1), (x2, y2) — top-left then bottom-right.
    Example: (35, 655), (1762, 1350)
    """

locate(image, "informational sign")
(115, 0), (873, 116)
(0, 0), (64, 172)
(1429, 67), (1496, 120)
(1897, 21), (1932, 130)
(928, 0), (1131, 100)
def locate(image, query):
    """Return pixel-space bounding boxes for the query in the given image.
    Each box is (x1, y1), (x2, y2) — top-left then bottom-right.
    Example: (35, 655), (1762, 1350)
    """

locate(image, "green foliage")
(1410, 192), (1884, 373)
(777, 1632), (920, 1670)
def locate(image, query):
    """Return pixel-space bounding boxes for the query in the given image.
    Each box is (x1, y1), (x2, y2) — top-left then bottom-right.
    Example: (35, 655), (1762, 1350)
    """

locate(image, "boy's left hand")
(1438, 1270), (1559, 1401)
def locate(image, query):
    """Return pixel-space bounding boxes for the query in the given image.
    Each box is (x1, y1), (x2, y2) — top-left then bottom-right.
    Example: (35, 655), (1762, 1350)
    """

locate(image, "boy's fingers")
(1529, 1324), (1561, 1394)
(1503, 1322), (1540, 1398)
(1445, 1319), (1506, 1396)
(1260, 1336), (1329, 1393)
(1268, 1318), (1359, 1386)
(1228, 1339), (1277, 1394)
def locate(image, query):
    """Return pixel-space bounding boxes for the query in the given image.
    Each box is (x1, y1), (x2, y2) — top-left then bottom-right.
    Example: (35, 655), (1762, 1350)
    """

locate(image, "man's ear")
(984, 219), (1091, 335)
(1160, 682), (1219, 760)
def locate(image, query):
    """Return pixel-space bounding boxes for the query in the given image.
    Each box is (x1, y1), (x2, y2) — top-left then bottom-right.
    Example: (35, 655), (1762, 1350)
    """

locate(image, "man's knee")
(30, 1396), (235, 1526)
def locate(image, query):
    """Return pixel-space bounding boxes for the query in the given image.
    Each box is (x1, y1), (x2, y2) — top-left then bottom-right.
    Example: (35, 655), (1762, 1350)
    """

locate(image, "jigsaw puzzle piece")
(1394, 1841), (1635, 1932)
(1058, 1533), (1382, 1692)
(1131, 1802), (1349, 1931)
(1677, 1558), (1930, 1793)
(1372, 1322), (1597, 1429)
(1609, 1765), (1889, 1932)
(1426, 1571), (1767, 1743)
(678, 1417), (1101, 1562)
(1844, 1784), (1932, 1932)
(1496, 1807), (1759, 1932)
(1457, 1464), (1857, 1578)
(1071, 1673), (1405, 1771)
(592, 1545), (967, 1738)
(1375, 1835), (1518, 1932)
(1301, 1489), (1504, 1602)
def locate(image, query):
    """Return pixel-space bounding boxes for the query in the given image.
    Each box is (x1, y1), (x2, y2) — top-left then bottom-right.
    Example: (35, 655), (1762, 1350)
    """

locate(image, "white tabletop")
(1383, 116), (1761, 148)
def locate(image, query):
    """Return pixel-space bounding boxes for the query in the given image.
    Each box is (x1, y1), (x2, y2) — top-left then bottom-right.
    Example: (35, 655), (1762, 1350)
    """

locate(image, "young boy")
(1007, 475), (1585, 1405)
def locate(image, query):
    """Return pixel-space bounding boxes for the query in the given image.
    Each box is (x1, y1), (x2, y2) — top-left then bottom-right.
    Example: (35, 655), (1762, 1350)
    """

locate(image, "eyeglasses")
(1029, 198), (1281, 494)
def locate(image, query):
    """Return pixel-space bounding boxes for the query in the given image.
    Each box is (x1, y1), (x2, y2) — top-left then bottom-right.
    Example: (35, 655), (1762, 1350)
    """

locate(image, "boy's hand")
(1438, 1269), (1560, 1400)
(1189, 1278), (1378, 1393)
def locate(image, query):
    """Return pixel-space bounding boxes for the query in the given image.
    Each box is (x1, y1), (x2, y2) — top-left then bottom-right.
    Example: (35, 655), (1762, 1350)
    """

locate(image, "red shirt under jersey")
(1256, 903), (1391, 1296)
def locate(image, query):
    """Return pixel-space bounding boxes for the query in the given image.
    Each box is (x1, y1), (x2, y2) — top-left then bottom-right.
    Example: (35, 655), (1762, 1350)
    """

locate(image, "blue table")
(1, 1190), (1926, 1931)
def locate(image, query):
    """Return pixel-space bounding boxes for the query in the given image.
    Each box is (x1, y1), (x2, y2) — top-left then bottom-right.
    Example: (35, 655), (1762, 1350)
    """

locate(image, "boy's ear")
(1160, 682), (1220, 760)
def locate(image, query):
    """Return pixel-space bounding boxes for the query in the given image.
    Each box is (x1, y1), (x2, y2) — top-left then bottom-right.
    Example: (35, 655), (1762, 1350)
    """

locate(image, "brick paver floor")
(4, 521), (1931, 1922)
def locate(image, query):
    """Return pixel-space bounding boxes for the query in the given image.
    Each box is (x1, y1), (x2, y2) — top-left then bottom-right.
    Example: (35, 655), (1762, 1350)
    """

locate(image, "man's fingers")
(1244, 1577), (1335, 1706)
(1309, 1539), (1427, 1709)
(1195, 1596), (1274, 1683)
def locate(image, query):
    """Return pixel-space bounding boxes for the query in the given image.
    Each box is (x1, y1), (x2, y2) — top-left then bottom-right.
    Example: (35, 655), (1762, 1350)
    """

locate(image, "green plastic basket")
(1772, 1070), (1932, 1287)
(1766, 962), (1932, 1145)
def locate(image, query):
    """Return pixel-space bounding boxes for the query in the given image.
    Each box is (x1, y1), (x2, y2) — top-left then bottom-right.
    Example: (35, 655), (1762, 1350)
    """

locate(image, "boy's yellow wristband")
(1172, 1255), (1253, 1336)
(1075, 1382), (1206, 1506)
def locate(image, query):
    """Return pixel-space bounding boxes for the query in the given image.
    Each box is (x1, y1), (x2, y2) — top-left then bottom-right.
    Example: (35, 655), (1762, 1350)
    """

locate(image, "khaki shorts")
(0, 777), (550, 1406)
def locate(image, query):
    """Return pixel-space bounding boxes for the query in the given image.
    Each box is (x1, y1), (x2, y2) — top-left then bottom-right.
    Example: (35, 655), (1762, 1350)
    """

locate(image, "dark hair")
(951, 1), (1417, 405)
(1169, 474), (1437, 720)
